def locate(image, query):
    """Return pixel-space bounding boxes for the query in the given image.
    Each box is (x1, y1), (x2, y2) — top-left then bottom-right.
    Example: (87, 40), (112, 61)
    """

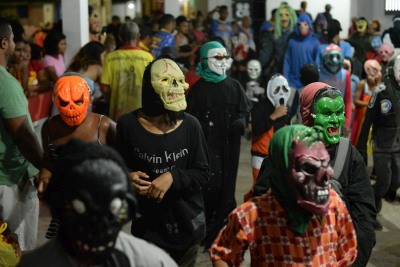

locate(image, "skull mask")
(322, 44), (344, 74)
(289, 133), (333, 215)
(246, 59), (261, 80)
(267, 74), (290, 107)
(54, 76), (90, 126)
(150, 58), (189, 112)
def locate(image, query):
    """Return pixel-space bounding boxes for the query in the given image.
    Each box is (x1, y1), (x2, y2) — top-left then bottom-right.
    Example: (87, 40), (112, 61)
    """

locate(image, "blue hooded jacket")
(283, 13), (320, 89)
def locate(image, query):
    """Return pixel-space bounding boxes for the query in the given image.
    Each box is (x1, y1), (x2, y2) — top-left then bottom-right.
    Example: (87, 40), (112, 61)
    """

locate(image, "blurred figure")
(351, 59), (382, 146)
(207, 5), (233, 53)
(107, 15), (122, 48)
(151, 14), (176, 58)
(382, 14), (400, 48)
(101, 21), (153, 121)
(20, 140), (178, 267)
(43, 30), (66, 84)
(88, 5), (105, 43)
(8, 38), (28, 93)
(138, 26), (153, 53)
(296, 1), (312, 21)
(349, 17), (372, 64)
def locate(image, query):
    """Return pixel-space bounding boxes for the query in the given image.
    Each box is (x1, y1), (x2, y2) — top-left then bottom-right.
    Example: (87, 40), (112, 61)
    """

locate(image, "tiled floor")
(36, 137), (400, 267)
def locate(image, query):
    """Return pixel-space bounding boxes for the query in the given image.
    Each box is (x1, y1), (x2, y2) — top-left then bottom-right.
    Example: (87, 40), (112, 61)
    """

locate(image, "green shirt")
(0, 66), (38, 185)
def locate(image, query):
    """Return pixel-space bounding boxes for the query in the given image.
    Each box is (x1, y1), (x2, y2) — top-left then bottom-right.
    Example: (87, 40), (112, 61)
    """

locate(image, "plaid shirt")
(210, 189), (357, 266)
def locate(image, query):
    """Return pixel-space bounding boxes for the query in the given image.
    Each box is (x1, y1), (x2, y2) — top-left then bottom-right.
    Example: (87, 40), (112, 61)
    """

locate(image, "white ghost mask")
(267, 74), (291, 107)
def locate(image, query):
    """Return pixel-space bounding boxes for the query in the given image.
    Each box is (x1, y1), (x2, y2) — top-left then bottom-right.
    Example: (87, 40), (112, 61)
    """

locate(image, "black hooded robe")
(186, 77), (252, 248)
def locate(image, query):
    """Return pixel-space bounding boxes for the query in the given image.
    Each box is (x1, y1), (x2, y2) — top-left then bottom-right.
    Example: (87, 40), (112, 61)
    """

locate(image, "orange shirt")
(210, 190), (357, 266)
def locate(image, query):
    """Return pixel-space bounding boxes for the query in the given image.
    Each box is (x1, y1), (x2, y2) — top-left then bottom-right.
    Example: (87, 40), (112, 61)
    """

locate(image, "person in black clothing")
(357, 52), (400, 229)
(116, 58), (210, 266)
(186, 41), (251, 249)
(254, 82), (376, 267)
(382, 14), (400, 49)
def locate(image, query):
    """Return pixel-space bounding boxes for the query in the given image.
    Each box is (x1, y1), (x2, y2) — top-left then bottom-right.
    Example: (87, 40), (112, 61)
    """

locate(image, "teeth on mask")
(83, 244), (89, 251)
(91, 247), (98, 252)
(107, 241), (113, 248)
(98, 246), (105, 251)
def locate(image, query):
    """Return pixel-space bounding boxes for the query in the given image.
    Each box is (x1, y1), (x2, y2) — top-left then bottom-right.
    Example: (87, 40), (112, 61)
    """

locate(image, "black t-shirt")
(116, 112), (210, 253)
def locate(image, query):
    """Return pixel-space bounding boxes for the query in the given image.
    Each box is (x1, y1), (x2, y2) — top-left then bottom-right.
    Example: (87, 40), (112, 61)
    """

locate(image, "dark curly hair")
(43, 30), (66, 56)
(67, 41), (105, 72)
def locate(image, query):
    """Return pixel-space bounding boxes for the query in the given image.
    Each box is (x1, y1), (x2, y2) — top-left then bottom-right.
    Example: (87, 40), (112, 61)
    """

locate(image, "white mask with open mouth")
(267, 74), (291, 107)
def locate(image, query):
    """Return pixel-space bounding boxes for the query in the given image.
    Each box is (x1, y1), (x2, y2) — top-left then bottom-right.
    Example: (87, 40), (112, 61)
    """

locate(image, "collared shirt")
(210, 190), (357, 266)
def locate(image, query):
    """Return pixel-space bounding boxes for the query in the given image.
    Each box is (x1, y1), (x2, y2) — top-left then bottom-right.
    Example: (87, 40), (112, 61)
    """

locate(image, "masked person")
(351, 59), (383, 146)
(299, 82), (376, 265)
(186, 41), (251, 249)
(254, 82), (376, 266)
(210, 125), (357, 267)
(382, 14), (400, 49)
(19, 140), (177, 267)
(259, 3), (297, 76)
(349, 17), (372, 64)
(379, 43), (395, 76)
(116, 58), (210, 266)
(318, 44), (352, 136)
(39, 74), (117, 238)
(244, 74), (291, 202)
(283, 13), (320, 89)
(357, 52), (400, 230)
(244, 59), (264, 103)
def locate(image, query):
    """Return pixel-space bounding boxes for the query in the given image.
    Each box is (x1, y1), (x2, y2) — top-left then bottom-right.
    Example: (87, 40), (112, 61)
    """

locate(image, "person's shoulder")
(116, 232), (178, 266)
(18, 239), (63, 266)
(117, 111), (136, 125)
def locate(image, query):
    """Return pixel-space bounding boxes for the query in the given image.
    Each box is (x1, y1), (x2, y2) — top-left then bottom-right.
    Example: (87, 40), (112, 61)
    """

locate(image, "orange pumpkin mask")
(54, 76), (90, 126)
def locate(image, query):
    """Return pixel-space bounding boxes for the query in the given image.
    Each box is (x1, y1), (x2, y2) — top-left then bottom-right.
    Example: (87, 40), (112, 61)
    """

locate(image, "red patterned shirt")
(210, 189), (357, 266)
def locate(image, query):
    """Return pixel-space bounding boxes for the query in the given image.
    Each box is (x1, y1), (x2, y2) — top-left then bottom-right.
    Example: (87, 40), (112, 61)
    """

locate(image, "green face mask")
(313, 95), (345, 145)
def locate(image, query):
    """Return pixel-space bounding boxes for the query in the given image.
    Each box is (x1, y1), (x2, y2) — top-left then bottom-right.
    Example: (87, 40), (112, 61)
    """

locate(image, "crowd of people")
(0, 1), (399, 266)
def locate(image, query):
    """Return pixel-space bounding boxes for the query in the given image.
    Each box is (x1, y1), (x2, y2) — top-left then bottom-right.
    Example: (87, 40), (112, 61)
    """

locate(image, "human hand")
(129, 171), (151, 196)
(147, 172), (173, 203)
(270, 105), (288, 120)
(37, 168), (52, 194)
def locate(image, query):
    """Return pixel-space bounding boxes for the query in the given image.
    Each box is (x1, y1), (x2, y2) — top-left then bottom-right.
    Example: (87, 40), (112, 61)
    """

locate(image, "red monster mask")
(289, 137), (333, 215)
(54, 76), (90, 126)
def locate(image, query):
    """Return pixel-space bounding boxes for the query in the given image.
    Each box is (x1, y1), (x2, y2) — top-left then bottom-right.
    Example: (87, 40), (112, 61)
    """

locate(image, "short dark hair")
(176, 15), (188, 27)
(159, 14), (175, 28)
(219, 5), (228, 12)
(140, 26), (152, 40)
(43, 30), (66, 55)
(300, 64), (319, 86)
(0, 18), (11, 41)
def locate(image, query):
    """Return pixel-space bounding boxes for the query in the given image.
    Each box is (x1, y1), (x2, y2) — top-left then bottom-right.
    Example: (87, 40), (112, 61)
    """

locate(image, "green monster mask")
(356, 19), (367, 33)
(312, 89), (345, 145)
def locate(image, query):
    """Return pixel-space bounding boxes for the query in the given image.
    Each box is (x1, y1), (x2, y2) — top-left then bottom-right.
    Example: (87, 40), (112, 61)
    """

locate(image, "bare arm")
(45, 66), (59, 84)
(212, 260), (229, 267)
(100, 83), (111, 101)
(3, 115), (42, 170)
(354, 80), (367, 107)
